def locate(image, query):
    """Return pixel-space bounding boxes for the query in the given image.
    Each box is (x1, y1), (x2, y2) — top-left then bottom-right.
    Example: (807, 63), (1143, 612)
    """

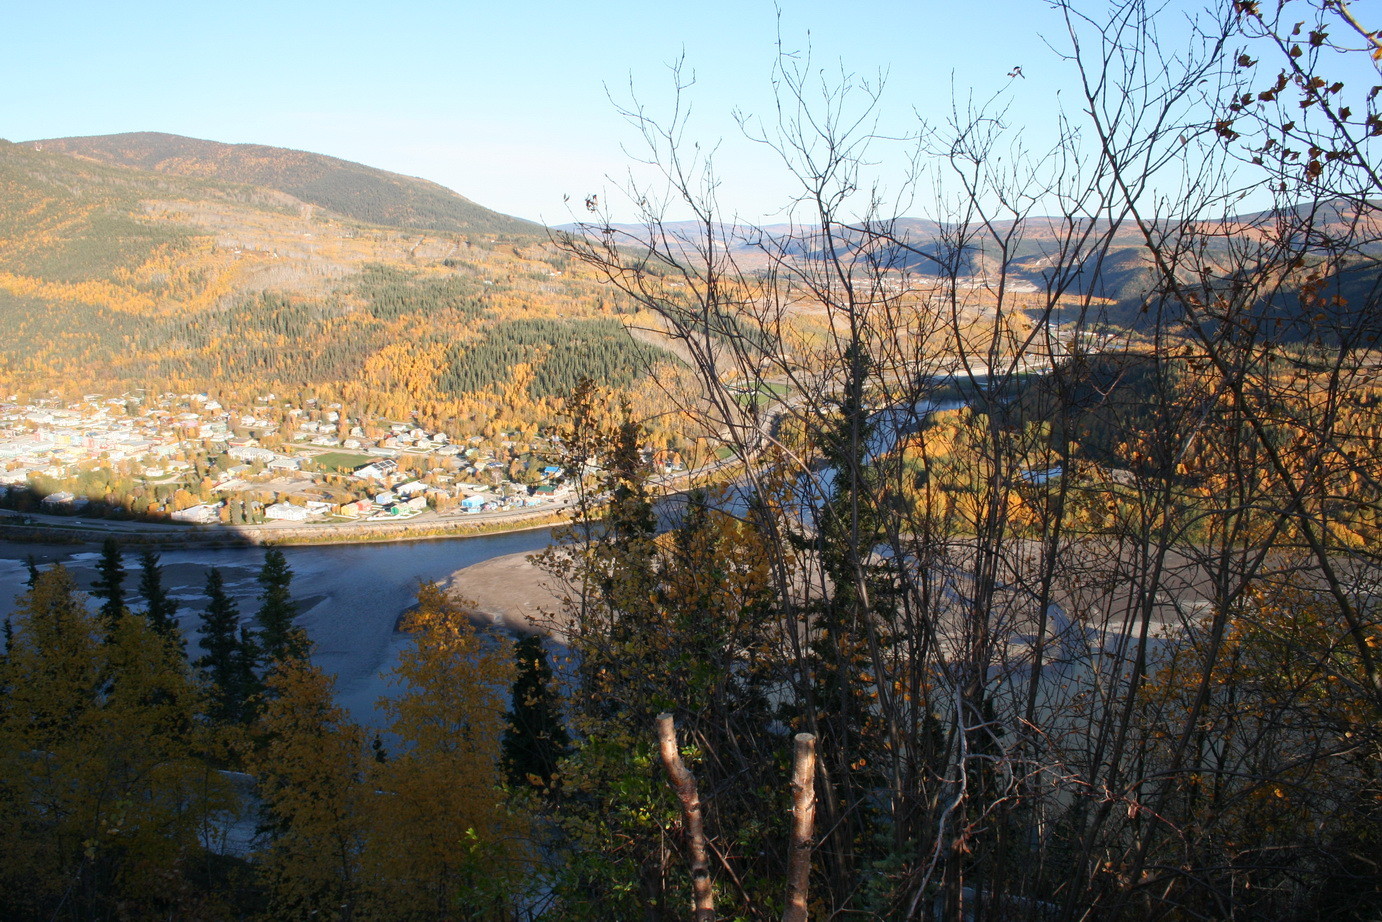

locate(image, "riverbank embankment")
(0, 507), (575, 550)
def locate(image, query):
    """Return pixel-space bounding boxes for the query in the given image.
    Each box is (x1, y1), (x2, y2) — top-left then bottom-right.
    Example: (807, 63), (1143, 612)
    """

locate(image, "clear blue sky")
(3, 1), (1363, 225)
(1, 1), (1081, 223)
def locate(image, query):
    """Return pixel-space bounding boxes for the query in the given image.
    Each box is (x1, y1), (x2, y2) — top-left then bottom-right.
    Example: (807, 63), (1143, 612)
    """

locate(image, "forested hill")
(0, 138), (687, 438)
(26, 132), (543, 238)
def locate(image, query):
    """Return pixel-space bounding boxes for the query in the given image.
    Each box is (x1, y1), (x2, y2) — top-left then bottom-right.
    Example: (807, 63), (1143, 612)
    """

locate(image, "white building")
(172, 504), (221, 525)
(264, 502), (309, 522)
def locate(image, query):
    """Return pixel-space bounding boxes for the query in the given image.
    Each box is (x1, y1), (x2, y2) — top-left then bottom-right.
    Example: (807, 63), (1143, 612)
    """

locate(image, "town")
(0, 390), (659, 532)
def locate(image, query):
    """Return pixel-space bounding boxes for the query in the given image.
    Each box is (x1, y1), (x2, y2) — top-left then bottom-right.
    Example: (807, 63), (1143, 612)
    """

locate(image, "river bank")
(442, 549), (567, 636)
(0, 506), (576, 549)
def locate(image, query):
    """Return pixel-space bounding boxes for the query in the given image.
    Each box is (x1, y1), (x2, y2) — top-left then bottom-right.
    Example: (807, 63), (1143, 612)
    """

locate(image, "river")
(0, 396), (966, 726)
(0, 530), (555, 727)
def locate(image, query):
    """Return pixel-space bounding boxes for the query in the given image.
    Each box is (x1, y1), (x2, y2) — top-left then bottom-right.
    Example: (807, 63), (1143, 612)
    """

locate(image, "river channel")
(0, 530), (555, 726)
(0, 394), (970, 726)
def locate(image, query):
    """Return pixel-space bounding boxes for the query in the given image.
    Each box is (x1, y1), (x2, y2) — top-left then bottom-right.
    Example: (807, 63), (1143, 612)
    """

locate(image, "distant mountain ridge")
(562, 201), (1381, 319)
(558, 216), (1154, 297)
(27, 132), (543, 237)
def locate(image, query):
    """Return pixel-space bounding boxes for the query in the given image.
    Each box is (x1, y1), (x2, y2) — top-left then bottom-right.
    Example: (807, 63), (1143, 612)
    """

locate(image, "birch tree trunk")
(782, 732), (818, 922)
(656, 713), (716, 922)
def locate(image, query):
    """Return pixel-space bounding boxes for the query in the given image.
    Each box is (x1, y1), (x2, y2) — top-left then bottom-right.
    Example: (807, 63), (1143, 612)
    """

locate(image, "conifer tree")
(538, 391), (792, 919)
(197, 567), (252, 725)
(24, 554), (39, 588)
(89, 536), (127, 635)
(137, 549), (181, 646)
(502, 633), (569, 791)
(256, 548), (306, 664)
(234, 624), (263, 721)
(807, 344), (892, 875)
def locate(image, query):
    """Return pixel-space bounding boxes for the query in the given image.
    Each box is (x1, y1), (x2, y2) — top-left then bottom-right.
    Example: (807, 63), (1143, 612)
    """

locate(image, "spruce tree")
(502, 633), (569, 790)
(809, 341), (890, 873)
(0, 619), (10, 702)
(233, 624), (263, 722)
(24, 555), (39, 588)
(256, 549), (306, 664)
(89, 537), (127, 636)
(197, 568), (249, 725)
(137, 549), (180, 647)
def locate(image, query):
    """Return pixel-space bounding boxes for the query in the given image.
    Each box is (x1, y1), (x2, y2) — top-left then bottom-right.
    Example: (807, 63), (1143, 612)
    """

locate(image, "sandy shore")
(443, 550), (569, 636)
